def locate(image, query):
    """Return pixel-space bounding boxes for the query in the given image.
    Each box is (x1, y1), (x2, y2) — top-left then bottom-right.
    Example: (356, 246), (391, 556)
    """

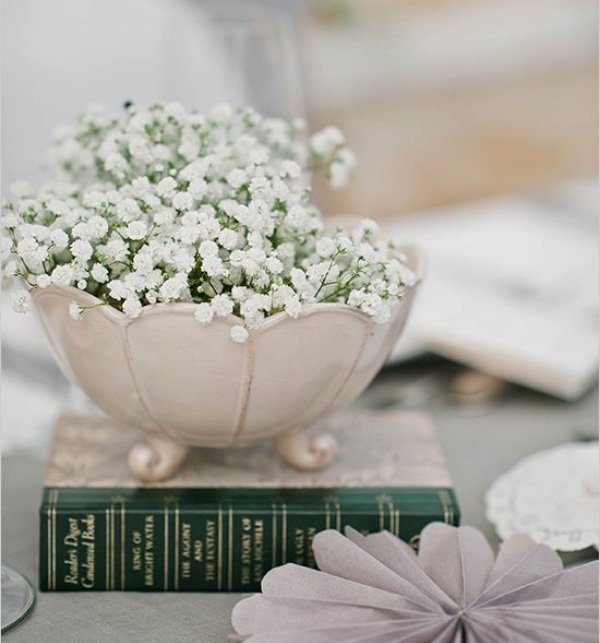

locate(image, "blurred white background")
(1, 0), (305, 190)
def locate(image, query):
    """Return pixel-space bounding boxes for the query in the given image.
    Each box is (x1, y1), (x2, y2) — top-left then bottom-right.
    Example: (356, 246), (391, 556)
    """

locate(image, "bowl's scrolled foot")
(128, 435), (189, 482)
(275, 429), (338, 471)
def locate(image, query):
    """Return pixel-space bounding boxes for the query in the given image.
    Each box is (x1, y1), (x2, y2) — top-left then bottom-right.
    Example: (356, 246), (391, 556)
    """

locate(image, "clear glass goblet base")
(1, 564), (35, 633)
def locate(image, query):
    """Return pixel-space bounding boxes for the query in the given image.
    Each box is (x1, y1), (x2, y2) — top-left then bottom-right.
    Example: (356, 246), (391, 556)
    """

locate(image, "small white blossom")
(280, 160), (301, 179)
(125, 221), (147, 240)
(373, 302), (392, 323)
(226, 168), (247, 189)
(172, 191), (194, 211)
(159, 274), (187, 301)
(203, 255), (225, 277)
(211, 294), (234, 317)
(11, 290), (30, 313)
(199, 240), (219, 258)
(188, 178), (207, 198)
(309, 126), (345, 156)
(69, 301), (83, 320)
(36, 274), (51, 288)
(230, 324), (249, 344)
(82, 191), (107, 208)
(284, 295), (302, 319)
(86, 215), (109, 239)
(50, 229), (69, 249)
(123, 297), (142, 318)
(265, 256), (283, 274)
(218, 228), (239, 250)
(316, 237), (336, 258)
(2, 212), (19, 229)
(104, 153), (128, 177)
(70, 239), (93, 262)
(51, 264), (75, 286)
(156, 177), (177, 197)
(107, 279), (129, 300)
(104, 239), (129, 262)
(194, 302), (214, 325)
(91, 263), (109, 283)
(153, 208), (174, 226)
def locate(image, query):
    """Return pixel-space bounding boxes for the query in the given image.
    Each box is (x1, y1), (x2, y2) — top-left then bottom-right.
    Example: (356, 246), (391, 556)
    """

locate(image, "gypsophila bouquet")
(1, 102), (416, 343)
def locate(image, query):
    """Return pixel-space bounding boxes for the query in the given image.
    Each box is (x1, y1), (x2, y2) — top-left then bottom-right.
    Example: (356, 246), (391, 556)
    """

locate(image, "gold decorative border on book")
(281, 503), (287, 562)
(46, 496), (52, 590)
(105, 508), (110, 589)
(437, 489), (453, 524)
(47, 489), (59, 590)
(111, 502), (116, 590)
(376, 495), (386, 531)
(271, 504), (277, 568)
(164, 506), (169, 591)
(227, 506), (233, 591)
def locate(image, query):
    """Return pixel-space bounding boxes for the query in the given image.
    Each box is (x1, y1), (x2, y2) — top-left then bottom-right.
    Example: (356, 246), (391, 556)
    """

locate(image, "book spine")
(40, 491), (458, 592)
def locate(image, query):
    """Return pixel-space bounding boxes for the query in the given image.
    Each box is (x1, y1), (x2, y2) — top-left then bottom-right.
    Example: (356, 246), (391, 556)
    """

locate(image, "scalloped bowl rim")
(30, 244), (425, 331)
(33, 283), (381, 329)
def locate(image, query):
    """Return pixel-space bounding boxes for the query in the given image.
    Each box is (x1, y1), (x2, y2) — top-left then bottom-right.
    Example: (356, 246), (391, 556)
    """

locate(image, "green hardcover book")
(39, 410), (459, 592)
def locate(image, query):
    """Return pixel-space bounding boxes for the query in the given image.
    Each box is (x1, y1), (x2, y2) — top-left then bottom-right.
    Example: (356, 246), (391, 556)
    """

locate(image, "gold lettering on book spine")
(174, 505), (180, 591)
(217, 506), (223, 590)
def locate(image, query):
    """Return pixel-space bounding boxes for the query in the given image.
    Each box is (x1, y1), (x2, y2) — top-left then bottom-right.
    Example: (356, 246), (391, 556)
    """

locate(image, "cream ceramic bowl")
(33, 247), (423, 481)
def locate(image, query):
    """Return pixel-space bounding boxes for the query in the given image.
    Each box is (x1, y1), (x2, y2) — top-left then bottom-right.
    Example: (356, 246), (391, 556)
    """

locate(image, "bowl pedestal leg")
(275, 429), (338, 471)
(128, 435), (189, 482)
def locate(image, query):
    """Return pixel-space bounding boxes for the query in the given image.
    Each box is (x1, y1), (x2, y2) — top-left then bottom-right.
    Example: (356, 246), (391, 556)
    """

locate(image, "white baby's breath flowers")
(2, 102), (416, 340)
(230, 325), (249, 344)
(69, 301), (83, 320)
(11, 290), (30, 313)
(194, 302), (214, 325)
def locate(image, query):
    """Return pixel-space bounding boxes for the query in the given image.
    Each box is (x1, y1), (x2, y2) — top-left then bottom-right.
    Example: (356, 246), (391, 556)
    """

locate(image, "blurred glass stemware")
(162, 0), (306, 120)
(1, 564), (35, 633)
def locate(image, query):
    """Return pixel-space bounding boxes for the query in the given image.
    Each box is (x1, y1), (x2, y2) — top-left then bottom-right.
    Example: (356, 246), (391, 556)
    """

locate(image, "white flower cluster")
(2, 102), (415, 343)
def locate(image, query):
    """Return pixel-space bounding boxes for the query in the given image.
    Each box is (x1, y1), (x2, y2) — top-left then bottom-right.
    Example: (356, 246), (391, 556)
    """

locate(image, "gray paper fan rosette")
(232, 523), (599, 643)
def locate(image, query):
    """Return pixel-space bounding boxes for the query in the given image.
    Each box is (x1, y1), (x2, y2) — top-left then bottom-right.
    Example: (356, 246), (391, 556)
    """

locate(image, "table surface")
(3, 357), (598, 643)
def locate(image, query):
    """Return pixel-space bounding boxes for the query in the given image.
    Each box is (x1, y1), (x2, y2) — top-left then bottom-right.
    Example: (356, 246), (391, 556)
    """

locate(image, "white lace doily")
(485, 442), (599, 552)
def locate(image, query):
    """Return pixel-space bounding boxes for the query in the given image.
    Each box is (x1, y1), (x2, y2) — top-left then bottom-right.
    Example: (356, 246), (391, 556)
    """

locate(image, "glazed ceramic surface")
(33, 247), (424, 480)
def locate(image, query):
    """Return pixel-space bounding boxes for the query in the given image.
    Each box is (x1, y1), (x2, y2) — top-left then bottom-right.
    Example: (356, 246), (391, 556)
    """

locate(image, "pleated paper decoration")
(232, 523), (599, 643)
